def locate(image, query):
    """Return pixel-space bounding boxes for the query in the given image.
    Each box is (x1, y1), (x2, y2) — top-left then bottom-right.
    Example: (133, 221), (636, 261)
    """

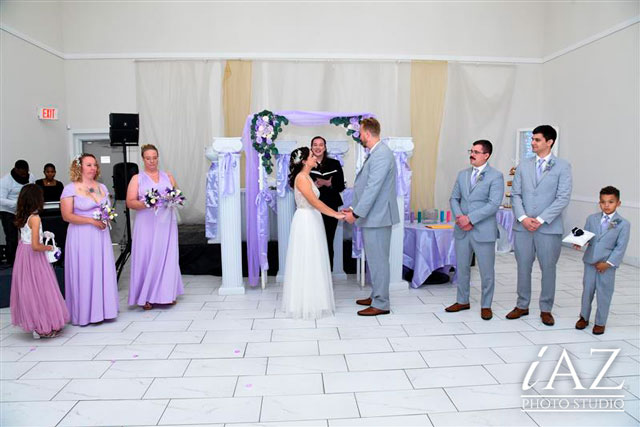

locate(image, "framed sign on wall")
(515, 126), (559, 166)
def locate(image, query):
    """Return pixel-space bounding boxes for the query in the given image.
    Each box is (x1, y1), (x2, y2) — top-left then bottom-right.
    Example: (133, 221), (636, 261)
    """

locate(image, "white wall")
(543, 18), (640, 265)
(59, 2), (543, 58)
(0, 31), (68, 179)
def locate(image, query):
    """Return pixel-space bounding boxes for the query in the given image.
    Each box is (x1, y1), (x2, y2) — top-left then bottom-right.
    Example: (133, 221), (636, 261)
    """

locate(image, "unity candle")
(440, 210), (445, 223)
(417, 211), (422, 223)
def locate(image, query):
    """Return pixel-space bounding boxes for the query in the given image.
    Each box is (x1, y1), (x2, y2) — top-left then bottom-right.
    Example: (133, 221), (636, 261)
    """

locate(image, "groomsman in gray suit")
(343, 117), (400, 316)
(575, 186), (630, 335)
(446, 140), (504, 320)
(507, 125), (572, 326)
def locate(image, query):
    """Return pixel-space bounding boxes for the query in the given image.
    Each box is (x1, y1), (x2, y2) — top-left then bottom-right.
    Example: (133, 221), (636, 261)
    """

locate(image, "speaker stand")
(114, 143), (133, 281)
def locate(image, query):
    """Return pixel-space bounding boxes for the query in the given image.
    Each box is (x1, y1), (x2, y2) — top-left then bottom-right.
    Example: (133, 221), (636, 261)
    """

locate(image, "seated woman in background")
(35, 163), (64, 202)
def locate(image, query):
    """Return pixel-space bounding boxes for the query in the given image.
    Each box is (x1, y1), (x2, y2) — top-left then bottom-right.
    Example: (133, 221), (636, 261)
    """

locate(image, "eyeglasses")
(467, 150), (486, 155)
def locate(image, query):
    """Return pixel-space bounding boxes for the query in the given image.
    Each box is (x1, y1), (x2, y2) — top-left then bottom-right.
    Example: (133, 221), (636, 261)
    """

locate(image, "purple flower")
(353, 131), (360, 138)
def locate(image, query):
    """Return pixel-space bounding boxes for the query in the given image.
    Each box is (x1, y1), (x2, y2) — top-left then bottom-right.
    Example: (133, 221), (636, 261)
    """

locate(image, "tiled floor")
(1, 248), (639, 426)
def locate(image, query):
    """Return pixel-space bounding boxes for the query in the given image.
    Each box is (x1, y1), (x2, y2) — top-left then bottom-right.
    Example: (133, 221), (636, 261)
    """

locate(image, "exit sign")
(38, 107), (58, 120)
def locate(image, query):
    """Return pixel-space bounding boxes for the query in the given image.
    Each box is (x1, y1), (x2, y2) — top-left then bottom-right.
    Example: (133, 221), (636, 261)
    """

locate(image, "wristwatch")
(349, 206), (360, 219)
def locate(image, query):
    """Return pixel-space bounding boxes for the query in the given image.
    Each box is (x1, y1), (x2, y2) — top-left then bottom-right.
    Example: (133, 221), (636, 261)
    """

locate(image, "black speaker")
(109, 113), (139, 146)
(112, 162), (139, 200)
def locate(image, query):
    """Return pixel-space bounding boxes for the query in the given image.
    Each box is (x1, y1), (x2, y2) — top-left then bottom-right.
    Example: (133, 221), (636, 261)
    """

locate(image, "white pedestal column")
(213, 137), (245, 296)
(275, 141), (298, 282)
(327, 140), (349, 281)
(384, 137), (414, 291)
(204, 146), (220, 244)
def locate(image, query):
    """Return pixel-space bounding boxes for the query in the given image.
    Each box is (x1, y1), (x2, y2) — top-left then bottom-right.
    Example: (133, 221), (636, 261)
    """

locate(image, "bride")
(281, 147), (345, 319)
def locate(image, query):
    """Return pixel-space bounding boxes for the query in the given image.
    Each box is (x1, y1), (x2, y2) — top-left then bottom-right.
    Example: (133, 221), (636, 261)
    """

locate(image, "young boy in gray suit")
(574, 186), (630, 335)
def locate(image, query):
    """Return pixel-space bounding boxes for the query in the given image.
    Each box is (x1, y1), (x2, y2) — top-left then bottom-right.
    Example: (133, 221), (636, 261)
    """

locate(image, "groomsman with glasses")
(507, 125), (572, 326)
(446, 140), (504, 320)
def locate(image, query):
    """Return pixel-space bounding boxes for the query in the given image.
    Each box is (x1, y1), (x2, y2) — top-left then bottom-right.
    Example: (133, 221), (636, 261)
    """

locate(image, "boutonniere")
(476, 171), (486, 183)
(544, 159), (555, 173)
(609, 218), (621, 229)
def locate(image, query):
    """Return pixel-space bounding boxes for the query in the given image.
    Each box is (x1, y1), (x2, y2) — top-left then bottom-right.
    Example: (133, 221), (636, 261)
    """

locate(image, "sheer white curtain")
(434, 63), (542, 209)
(136, 60), (224, 223)
(251, 61), (411, 185)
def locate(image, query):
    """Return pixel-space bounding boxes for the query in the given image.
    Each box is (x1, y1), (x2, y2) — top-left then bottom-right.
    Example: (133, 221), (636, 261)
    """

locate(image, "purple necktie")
(536, 158), (544, 183)
(601, 215), (610, 232)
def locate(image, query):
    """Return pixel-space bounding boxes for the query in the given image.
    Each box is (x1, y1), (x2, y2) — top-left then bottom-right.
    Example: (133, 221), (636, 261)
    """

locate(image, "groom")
(343, 118), (399, 316)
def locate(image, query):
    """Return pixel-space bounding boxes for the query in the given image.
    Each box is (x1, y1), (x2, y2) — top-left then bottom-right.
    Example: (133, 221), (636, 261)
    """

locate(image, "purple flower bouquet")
(92, 203), (118, 229)
(163, 187), (186, 208)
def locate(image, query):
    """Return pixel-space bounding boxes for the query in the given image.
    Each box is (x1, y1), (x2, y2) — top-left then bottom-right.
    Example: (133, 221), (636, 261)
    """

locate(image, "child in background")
(10, 184), (69, 339)
(574, 186), (630, 335)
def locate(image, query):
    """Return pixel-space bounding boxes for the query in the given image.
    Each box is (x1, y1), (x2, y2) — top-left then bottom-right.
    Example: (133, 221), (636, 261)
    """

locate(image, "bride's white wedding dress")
(281, 175), (335, 319)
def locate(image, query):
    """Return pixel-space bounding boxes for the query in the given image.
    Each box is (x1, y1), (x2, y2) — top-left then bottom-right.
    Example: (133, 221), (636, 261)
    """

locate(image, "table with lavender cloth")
(403, 222), (456, 288)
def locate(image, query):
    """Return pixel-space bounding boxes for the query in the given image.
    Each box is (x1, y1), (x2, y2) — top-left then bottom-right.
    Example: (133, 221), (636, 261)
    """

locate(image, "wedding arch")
(242, 110), (377, 287)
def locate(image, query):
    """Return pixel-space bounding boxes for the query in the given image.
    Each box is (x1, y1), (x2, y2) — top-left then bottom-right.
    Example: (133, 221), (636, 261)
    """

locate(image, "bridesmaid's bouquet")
(163, 187), (186, 209)
(93, 203), (117, 229)
(143, 188), (162, 213)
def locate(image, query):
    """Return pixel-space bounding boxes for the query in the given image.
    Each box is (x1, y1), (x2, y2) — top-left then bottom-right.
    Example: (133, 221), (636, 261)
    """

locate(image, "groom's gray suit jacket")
(352, 142), (400, 227)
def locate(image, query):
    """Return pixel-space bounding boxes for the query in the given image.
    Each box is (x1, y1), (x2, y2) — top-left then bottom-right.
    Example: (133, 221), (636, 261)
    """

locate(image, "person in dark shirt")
(35, 163), (64, 202)
(309, 136), (346, 270)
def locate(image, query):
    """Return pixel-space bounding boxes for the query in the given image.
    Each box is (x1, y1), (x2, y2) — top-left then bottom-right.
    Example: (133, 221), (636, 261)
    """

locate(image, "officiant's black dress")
(311, 156), (345, 270)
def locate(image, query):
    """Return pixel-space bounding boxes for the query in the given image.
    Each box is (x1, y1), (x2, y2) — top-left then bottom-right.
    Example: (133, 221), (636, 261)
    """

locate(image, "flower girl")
(10, 184), (69, 338)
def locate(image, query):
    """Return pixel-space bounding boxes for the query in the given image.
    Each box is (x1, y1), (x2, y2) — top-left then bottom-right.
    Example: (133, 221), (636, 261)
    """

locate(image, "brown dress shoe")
(506, 307), (529, 319)
(445, 303), (470, 312)
(592, 324), (605, 335)
(540, 312), (555, 326)
(356, 298), (372, 306)
(575, 316), (588, 330)
(481, 308), (493, 320)
(357, 307), (390, 316)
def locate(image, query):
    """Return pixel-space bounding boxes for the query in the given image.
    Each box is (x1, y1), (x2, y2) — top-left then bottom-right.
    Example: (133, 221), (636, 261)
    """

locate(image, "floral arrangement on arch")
(251, 110), (289, 174)
(330, 115), (364, 144)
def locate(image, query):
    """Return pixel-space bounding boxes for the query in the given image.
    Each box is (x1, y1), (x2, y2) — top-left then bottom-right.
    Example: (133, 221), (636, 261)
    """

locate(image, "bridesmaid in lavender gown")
(126, 144), (184, 310)
(60, 154), (119, 326)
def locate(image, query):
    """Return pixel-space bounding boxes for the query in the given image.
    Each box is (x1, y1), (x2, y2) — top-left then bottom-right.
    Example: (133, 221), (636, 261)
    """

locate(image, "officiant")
(310, 136), (345, 270)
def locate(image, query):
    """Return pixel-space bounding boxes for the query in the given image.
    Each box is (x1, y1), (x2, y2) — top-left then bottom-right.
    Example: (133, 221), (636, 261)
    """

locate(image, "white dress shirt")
(518, 153), (552, 225)
(0, 173), (36, 214)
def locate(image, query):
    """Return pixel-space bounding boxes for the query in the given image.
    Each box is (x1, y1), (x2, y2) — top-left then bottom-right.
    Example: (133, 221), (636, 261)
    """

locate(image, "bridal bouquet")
(163, 187), (186, 209)
(93, 203), (117, 229)
(143, 188), (162, 213)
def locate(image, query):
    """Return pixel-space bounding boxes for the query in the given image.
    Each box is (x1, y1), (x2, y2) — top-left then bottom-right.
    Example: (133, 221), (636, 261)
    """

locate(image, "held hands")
(455, 215), (473, 231)
(522, 217), (541, 232)
(334, 211), (346, 221)
(595, 262), (611, 273)
(341, 209), (356, 224)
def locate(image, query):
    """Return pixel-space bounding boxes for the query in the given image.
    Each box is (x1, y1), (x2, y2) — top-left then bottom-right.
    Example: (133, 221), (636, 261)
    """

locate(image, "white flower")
(150, 199), (156, 204)
(347, 124), (354, 130)
(258, 125), (265, 132)
(263, 115), (269, 121)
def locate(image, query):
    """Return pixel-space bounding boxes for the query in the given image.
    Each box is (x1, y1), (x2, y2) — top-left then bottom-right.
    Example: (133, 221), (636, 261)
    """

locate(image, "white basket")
(43, 232), (62, 264)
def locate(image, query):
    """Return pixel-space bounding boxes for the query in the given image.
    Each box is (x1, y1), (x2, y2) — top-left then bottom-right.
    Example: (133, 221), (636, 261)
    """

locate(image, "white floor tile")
(272, 327), (339, 341)
(407, 365), (498, 388)
(403, 322), (474, 337)
(0, 379), (69, 401)
(185, 358), (267, 376)
(526, 410), (639, 426)
(19, 345), (103, 361)
(324, 370), (412, 393)
(329, 414), (432, 426)
(124, 320), (192, 332)
(58, 399), (168, 426)
(1, 401), (75, 427)
(63, 331), (141, 346)
(144, 376), (237, 398)
(134, 330), (205, 344)
(261, 393), (359, 422)
(319, 338), (392, 355)
(94, 344), (175, 360)
(429, 408), (536, 426)
(54, 378), (152, 400)
(203, 329), (272, 343)
(169, 342), (246, 359)
(445, 383), (536, 411)
(21, 361), (111, 379)
(0, 361), (37, 380)
(389, 335), (464, 352)
(246, 341), (318, 357)
(101, 359), (189, 378)
(520, 329), (600, 345)
(345, 351), (427, 371)
(159, 397), (261, 424)
(252, 318), (317, 330)
(338, 325), (407, 339)
(420, 348), (504, 367)
(267, 355), (348, 374)
(455, 332), (534, 348)
(356, 389), (456, 416)
(235, 373), (323, 396)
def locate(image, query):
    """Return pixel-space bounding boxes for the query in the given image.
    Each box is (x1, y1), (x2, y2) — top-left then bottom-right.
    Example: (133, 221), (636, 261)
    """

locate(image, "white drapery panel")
(251, 61), (411, 185)
(136, 60), (224, 223)
(434, 63), (542, 210)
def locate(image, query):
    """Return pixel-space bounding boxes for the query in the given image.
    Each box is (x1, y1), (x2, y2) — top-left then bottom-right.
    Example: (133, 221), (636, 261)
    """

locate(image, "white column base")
(390, 280), (410, 291)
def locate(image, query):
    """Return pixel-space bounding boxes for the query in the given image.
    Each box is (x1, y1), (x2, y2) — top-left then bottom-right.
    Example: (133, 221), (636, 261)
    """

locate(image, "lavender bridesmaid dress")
(61, 183), (119, 326)
(128, 171), (184, 307)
